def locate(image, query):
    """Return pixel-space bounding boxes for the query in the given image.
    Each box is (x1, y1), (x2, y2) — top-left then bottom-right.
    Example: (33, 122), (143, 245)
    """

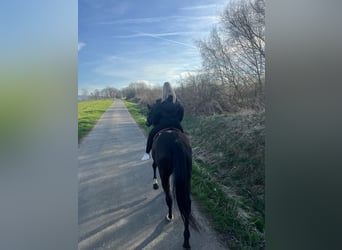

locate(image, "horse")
(146, 103), (199, 249)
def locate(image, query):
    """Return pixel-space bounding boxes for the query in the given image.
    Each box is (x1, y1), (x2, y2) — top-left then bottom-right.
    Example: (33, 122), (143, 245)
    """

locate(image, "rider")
(141, 82), (184, 161)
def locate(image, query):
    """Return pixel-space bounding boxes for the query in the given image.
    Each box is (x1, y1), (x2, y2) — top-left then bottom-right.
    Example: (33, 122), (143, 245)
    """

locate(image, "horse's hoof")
(183, 244), (191, 249)
(165, 214), (173, 222)
(153, 179), (159, 190)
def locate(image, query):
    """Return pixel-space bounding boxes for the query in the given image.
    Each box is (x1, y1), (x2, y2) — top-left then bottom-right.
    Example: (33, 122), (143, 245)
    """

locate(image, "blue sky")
(78, 0), (228, 94)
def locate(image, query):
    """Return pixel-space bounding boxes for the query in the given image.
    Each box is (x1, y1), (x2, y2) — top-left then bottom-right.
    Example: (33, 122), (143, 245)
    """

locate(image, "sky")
(78, 0), (228, 94)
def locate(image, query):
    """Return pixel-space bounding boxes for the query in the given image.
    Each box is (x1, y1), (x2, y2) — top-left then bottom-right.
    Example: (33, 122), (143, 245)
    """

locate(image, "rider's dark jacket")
(145, 95), (184, 153)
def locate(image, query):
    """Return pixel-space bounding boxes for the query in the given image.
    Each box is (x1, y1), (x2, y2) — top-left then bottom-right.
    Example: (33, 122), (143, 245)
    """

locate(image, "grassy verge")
(124, 100), (265, 249)
(122, 100), (151, 136)
(78, 99), (114, 143)
(183, 114), (265, 249)
(191, 160), (260, 249)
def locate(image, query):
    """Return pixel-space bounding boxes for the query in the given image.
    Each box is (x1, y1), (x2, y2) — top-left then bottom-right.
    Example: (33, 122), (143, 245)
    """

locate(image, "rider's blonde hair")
(162, 82), (176, 103)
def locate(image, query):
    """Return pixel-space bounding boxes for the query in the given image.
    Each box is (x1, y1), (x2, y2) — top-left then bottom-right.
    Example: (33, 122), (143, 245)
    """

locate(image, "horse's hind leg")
(161, 175), (173, 221)
(152, 161), (159, 190)
(183, 217), (190, 249)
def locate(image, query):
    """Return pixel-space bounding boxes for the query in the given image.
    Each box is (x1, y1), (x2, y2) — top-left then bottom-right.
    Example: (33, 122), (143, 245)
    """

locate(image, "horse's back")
(152, 131), (191, 164)
(154, 131), (191, 152)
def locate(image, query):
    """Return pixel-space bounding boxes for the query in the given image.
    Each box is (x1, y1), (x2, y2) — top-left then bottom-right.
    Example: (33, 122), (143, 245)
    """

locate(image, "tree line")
(80, 87), (122, 100)
(82, 0), (265, 115)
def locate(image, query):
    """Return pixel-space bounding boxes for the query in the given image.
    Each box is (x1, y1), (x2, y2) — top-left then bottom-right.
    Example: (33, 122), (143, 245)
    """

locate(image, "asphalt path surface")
(78, 99), (227, 250)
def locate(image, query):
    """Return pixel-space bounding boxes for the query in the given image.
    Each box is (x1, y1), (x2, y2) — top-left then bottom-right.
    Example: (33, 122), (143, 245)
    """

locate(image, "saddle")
(152, 127), (182, 145)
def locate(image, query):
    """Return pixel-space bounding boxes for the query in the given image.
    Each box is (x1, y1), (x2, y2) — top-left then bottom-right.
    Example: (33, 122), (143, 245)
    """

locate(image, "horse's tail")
(172, 142), (200, 232)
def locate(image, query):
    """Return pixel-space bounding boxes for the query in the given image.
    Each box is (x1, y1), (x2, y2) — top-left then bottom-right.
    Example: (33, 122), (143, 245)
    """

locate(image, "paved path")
(78, 99), (227, 250)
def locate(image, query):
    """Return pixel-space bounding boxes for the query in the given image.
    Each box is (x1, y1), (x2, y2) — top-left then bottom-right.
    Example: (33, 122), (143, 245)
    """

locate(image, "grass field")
(122, 100), (151, 136)
(183, 114), (265, 249)
(123, 100), (265, 250)
(78, 99), (113, 143)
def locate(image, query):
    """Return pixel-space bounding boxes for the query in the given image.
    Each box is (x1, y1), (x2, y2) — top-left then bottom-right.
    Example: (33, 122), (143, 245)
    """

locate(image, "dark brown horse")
(147, 105), (199, 249)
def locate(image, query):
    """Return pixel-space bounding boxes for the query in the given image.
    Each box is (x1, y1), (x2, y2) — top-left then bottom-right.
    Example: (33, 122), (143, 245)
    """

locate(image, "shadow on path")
(133, 219), (169, 250)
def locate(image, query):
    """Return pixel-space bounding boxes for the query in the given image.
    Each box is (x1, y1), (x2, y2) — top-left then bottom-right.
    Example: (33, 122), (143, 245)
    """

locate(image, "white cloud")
(103, 15), (219, 28)
(140, 32), (197, 49)
(116, 31), (196, 38)
(116, 31), (197, 49)
(100, 17), (163, 25)
(180, 4), (220, 10)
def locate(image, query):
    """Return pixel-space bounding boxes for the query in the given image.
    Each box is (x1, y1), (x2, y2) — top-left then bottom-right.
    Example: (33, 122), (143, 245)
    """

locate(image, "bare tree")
(100, 86), (119, 98)
(90, 89), (101, 99)
(176, 73), (238, 115)
(197, 0), (265, 110)
(221, 0), (265, 95)
(139, 86), (162, 105)
(81, 88), (89, 100)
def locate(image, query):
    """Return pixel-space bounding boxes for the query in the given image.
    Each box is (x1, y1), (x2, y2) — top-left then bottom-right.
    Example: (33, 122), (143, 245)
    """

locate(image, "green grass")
(122, 100), (151, 135)
(191, 161), (262, 249)
(183, 113), (265, 249)
(78, 99), (114, 143)
(123, 100), (265, 249)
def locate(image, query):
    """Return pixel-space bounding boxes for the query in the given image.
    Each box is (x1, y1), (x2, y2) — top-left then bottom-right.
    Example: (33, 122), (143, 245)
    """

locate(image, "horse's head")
(146, 99), (161, 127)
(146, 104), (154, 127)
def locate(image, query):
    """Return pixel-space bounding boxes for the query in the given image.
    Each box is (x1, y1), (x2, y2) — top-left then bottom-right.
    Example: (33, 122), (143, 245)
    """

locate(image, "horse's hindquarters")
(151, 131), (193, 249)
